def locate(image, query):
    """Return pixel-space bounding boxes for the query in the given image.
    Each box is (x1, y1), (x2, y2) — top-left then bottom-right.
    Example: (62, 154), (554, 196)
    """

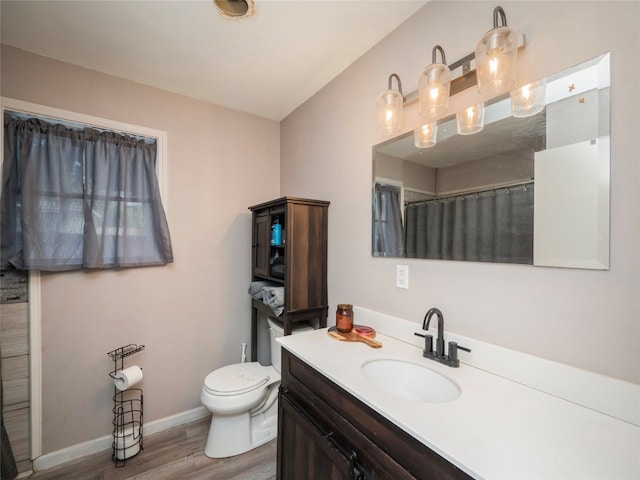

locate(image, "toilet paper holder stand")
(107, 344), (145, 467)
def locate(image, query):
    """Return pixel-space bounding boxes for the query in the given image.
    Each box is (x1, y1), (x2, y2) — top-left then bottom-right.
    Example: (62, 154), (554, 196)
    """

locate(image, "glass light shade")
(511, 79), (547, 117)
(414, 122), (438, 149)
(418, 63), (451, 121)
(376, 89), (403, 135)
(475, 26), (518, 96)
(456, 103), (485, 135)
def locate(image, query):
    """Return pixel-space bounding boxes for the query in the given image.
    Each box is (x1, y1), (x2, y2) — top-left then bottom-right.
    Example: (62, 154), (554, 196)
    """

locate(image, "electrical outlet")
(396, 264), (409, 289)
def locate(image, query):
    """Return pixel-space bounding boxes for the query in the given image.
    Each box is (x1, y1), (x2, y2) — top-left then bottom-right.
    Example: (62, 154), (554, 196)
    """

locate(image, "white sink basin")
(361, 358), (461, 403)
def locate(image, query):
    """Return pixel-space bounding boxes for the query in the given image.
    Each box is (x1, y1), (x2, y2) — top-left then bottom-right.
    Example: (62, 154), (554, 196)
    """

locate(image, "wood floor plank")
(16, 458), (34, 475)
(122, 455), (197, 480)
(4, 406), (30, 462)
(27, 417), (277, 480)
(1, 302), (29, 357)
(2, 353), (30, 405)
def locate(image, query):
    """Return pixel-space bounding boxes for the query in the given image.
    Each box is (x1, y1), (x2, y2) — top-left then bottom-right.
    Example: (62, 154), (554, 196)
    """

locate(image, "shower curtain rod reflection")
(406, 179), (534, 205)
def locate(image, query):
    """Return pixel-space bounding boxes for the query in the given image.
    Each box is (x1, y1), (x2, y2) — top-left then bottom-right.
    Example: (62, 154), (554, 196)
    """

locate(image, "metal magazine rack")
(107, 344), (145, 467)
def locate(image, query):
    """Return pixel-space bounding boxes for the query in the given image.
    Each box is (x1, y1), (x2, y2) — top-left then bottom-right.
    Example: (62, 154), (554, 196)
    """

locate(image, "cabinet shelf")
(252, 298), (281, 319)
(253, 273), (285, 285)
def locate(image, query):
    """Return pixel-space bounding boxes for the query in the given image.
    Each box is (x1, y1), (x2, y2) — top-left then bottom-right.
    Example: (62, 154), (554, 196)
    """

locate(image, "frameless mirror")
(372, 53), (610, 269)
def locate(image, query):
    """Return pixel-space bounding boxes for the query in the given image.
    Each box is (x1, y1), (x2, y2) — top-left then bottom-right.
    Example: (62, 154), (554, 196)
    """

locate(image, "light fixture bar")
(403, 33), (525, 105)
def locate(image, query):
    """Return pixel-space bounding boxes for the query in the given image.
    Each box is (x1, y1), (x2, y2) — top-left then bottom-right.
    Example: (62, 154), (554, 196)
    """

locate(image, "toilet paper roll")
(115, 424), (142, 460)
(114, 366), (143, 391)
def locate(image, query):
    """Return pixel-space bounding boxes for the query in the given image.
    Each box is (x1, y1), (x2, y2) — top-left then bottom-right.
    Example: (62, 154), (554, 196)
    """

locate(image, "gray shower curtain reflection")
(372, 183), (404, 257)
(405, 184), (534, 264)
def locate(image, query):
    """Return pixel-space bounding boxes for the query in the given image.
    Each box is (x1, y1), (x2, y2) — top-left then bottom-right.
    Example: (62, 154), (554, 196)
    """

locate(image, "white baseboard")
(32, 406), (209, 472)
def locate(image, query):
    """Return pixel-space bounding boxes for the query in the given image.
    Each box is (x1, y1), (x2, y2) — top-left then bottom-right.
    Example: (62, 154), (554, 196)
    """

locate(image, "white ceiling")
(0, 0), (428, 121)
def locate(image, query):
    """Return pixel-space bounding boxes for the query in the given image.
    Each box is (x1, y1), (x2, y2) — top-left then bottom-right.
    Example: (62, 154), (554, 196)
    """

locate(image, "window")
(1, 106), (173, 271)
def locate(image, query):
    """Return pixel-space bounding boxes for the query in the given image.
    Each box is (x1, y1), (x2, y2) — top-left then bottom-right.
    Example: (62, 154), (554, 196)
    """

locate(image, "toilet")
(200, 318), (312, 458)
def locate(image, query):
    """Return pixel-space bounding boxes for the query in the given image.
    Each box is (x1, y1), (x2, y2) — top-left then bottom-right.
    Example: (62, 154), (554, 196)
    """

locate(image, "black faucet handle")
(448, 341), (471, 364)
(414, 332), (433, 354)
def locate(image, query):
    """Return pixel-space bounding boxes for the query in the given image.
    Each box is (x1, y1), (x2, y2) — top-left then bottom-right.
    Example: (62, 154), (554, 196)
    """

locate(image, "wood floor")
(25, 417), (277, 480)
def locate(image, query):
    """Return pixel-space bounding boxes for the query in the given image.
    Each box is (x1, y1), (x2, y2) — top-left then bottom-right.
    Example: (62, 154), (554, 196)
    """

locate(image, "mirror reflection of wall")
(372, 53), (610, 270)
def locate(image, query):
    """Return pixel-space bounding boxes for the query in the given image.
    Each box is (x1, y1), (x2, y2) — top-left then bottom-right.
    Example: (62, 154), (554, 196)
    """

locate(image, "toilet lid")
(204, 362), (270, 396)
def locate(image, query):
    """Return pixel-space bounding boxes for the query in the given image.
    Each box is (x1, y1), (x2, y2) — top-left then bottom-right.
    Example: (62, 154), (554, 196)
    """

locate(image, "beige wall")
(1, 45), (280, 454)
(281, 1), (640, 384)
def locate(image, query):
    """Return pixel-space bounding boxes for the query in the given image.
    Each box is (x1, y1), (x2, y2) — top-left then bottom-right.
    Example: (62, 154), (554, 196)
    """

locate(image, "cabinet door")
(285, 202), (328, 311)
(278, 391), (366, 480)
(253, 213), (271, 277)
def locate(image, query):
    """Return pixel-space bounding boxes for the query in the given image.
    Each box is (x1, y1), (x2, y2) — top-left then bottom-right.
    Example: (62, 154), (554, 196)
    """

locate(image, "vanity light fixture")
(511, 78), (546, 117)
(418, 46), (452, 121)
(377, 73), (405, 135)
(374, 6), (524, 137)
(475, 6), (518, 96)
(456, 102), (485, 135)
(414, 122), (438, 148)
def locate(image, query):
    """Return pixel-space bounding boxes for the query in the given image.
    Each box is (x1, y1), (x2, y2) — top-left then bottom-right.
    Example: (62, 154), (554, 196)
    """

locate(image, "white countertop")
(278, 327), (640, 479)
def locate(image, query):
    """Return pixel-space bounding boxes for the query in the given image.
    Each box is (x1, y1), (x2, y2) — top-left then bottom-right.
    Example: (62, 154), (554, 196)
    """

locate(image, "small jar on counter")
(336, 304), (354, 333)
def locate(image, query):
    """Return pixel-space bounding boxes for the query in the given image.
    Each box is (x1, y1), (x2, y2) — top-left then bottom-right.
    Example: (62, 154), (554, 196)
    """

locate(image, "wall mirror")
(372, 53), (610, 270)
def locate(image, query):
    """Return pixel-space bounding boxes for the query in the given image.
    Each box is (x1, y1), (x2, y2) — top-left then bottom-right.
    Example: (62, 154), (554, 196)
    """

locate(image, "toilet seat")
(203, 362), (270, 396)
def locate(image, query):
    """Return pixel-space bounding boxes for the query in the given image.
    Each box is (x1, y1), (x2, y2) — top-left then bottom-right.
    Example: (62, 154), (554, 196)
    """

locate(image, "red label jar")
(336, 304), (354, 333)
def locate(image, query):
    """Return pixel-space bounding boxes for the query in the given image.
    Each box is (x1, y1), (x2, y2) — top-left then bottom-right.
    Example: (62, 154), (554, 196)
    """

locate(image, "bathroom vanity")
(277, 348), (470, 479)
(276, 308), (640, 479)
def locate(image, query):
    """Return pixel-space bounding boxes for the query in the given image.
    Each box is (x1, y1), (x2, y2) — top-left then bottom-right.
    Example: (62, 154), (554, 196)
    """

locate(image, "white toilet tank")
(267, 318), (313, 372)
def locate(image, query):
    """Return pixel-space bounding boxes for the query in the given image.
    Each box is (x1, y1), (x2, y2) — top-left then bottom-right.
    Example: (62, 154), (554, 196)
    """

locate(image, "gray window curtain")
(405, 184), (534, 264)
(372, 182), (404, 257)
(1, 114), (173, 271)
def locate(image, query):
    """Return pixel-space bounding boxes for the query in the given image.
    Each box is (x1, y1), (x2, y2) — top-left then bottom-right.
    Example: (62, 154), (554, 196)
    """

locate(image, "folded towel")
(262, 286), (285, 317)
(248, 281), (273, 300)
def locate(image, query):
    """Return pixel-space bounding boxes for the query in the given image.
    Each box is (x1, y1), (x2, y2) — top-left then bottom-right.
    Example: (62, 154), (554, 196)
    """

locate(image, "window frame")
(1, 98), (168, 212)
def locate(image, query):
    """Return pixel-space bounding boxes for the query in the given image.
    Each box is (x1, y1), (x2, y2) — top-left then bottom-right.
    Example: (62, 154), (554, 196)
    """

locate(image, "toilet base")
(204, 398), (278, 458)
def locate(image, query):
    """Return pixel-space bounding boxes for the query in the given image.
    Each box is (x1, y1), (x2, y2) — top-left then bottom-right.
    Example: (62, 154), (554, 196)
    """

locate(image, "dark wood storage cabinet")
(249, 197), (329, 361)
(277, 349), (473, 480)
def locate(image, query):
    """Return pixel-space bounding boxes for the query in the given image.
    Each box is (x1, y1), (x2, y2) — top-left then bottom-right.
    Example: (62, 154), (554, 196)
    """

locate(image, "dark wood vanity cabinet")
(277, 349), (473, 480)
(249, 197), (329, 361)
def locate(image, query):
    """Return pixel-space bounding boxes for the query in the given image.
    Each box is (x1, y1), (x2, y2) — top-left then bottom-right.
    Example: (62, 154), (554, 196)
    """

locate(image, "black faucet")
(423, 307), (446, 357)
(415, 307), (470, 368)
